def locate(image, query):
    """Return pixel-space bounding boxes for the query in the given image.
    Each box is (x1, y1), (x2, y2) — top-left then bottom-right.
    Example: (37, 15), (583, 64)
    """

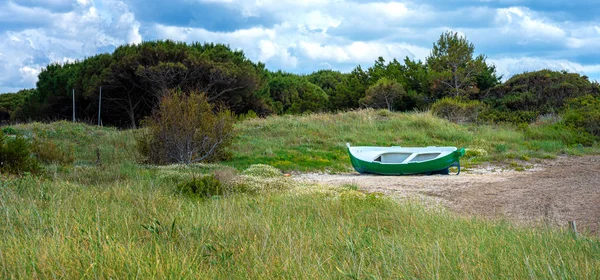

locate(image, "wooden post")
(98, 87), (102, 126)
(568, 221), (578, 237)
(72, 89), (76, 122)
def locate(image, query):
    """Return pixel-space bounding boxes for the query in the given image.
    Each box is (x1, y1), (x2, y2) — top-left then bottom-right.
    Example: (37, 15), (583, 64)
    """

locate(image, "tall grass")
(1, 176), (598, 279)
(227, 109), (599, 172)
(8, 111), (598, 173)
(11, 120), (138, 165)
(1, 114), (599, 278)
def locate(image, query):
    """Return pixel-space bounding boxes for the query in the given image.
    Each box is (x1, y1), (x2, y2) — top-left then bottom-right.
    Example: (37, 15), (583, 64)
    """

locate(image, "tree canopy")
(2, 32), (599, 127)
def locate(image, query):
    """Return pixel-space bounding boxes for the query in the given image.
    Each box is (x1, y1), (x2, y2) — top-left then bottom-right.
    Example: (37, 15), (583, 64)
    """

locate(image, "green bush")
(563, 95), (600, 137)
(0, 130), (40, 175)
(479, 108), (538, 124)
(360, 78), (406, 111)
(137, 90), (236, 165)
(176, 175), (223, 198)
(431, 97), (485, 123)
(1, 126), (17, 135)
(31, 137), (75, 165)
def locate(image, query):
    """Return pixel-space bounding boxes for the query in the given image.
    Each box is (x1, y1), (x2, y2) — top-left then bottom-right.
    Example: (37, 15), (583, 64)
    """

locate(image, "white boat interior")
(347, 143), (456, 164)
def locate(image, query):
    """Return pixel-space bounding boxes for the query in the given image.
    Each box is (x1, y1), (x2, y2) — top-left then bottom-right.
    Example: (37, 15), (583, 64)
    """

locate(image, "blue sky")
(1, 0), (599, 93)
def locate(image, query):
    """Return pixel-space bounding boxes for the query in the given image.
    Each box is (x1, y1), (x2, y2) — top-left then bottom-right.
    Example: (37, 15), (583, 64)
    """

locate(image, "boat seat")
(379, 153), (412, 164)
(409, 153), (441, 162)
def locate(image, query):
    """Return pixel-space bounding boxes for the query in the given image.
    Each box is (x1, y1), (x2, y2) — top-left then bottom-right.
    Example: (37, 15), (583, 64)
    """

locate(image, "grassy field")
(227, 109), (599, 172)
(2, 173), (599, 279)
(1, 110), (600, 278)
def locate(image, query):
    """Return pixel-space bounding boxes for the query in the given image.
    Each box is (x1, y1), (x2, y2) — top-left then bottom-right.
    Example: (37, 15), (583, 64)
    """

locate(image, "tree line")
(1, 31), (599, 128)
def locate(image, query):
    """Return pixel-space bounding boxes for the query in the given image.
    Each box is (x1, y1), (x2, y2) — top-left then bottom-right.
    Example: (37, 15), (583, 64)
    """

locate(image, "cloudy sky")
(1, 0), (599, 93)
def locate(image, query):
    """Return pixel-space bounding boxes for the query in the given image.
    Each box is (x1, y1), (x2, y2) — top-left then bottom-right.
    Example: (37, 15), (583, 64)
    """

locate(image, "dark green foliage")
(484, 70), (599, 123)
(360, 78), (406, 111)
(15, 41), (267, 127)
(427, 31), (494, 99)
(0, 89), (35, 123)
(563, 95), (600, 137)
(479, 108), (539, 124)
(7, 33), (598, 128)
(176, 175), (223, 198)
(2, 127), (17, 135)
(431, 97), (486, 123)
(0, 130), (40, 175)
(400, 58), (432, 103)
(328, 66), (369, 110)
(267, 73), (329, 114)
(307, 70), (353, 111)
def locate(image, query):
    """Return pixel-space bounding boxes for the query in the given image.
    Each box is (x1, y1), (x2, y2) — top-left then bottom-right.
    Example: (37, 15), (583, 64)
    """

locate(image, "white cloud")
(300, 41), (429, 64)
(3, 0), (600, 92)
(495, 7), (566, 43)
(0, 0), (142, 92)
(302, 11), (341, 33)
(490, 57), (600, 81)
(369, 2), (410, 19)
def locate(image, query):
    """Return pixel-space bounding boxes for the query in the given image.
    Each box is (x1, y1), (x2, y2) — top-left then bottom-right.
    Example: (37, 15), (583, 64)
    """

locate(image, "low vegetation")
(1, 112), (599, 278)
(227, 109), (599, 172)
(137, 90), (235, 165)
(1, 170), (599, 278)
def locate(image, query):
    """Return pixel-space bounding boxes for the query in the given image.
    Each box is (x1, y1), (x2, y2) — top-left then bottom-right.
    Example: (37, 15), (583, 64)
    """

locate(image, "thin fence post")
(98, 87), (102, 126)
(72, 89), (75, 122)
(568, 221), (578, 237)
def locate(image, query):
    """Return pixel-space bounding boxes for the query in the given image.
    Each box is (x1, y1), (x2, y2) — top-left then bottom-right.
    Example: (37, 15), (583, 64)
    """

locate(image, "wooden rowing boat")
(346, 143), (465, 175)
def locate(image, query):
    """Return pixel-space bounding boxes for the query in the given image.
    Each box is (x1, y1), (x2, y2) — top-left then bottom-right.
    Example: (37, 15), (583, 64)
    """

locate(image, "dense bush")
(431, 97), (485, 123)
(483, 70), (599, 123)
(14, 41), (268, 127)
(137, 90), (235, 165)
(0, 130), (40, 175)
(176, 175), (223, 198)
(267, 74), (329, 114)
(360, 78), (406, 111)
(5, 37), (600, 126)
(31, 137), (75, 165)
(0, 90), (33, 124)
(563, 95), (600, 137)
(479, 108), (539, 124)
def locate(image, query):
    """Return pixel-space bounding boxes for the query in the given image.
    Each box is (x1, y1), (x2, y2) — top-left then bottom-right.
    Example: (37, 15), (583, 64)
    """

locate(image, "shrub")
(212, 167), (238, 186)
(464, 148), (488, 158)
(137, 90), (236, 165)
(237, 110), (258, 121)
(360, 78), (406, 111)
(431, 97), (485, 123)
(479, 108), (538, 124)
(241, 164), (281, 178)
(563, 95), (600, 137)
(31, 137), (75, 165)
(176, 175), (223, 198)
(0, 130), (40, 175)
(1, 126), (17, 135)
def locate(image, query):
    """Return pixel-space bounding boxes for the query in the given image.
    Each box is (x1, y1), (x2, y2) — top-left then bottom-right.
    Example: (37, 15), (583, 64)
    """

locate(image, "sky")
(1, 0), (600, 93)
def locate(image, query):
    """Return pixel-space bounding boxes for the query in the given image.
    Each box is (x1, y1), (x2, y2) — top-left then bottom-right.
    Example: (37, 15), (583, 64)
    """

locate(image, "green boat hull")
(348, 146), (465, 175)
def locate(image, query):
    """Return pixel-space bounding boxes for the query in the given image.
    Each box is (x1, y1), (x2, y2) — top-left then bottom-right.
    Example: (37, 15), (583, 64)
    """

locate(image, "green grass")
(7, 110), (598, 173)
(1, 175), (599, 279)
(1, 114), (599, 278)
(226, 109), (599, 172)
